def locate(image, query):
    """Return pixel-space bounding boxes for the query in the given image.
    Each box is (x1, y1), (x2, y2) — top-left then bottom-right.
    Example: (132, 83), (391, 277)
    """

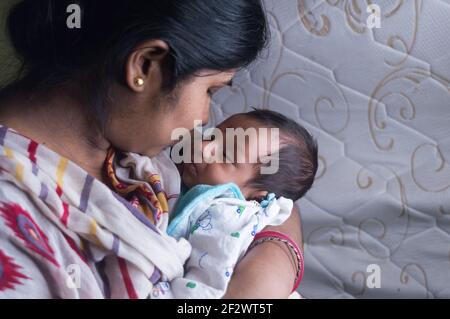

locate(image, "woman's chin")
(141, 145), (166, 158)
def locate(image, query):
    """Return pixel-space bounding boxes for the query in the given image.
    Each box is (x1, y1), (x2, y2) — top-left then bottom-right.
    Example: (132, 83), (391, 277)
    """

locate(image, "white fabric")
(0, 126), (190, 298)
(209, 0), (450, 299)
(151, 188), (293, 299)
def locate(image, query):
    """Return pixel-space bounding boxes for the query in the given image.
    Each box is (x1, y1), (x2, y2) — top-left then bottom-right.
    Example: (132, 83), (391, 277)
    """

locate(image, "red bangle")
(249, 230), (304, 293)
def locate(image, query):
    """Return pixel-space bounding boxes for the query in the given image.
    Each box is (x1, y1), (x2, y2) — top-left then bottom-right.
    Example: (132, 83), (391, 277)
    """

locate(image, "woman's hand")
(223, 205), (303, 299)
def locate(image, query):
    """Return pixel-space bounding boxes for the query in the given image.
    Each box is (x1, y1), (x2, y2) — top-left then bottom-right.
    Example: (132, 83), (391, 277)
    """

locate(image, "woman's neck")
(0, 87), (111, 182)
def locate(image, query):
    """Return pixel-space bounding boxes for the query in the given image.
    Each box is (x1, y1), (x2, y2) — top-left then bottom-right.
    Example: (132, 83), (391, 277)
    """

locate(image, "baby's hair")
(244, 108), (318, 202)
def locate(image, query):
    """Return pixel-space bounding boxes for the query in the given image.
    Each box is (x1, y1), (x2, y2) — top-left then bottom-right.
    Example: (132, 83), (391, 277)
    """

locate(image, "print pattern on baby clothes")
(190, 210), (213, 235)
(236, 205), (246, 217)
(251, 214), (260, 237)
(198, 252), (208, 269)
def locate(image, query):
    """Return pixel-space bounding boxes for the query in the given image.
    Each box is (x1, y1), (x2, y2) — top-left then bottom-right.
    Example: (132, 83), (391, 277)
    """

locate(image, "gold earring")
(134, 77), (144, 87)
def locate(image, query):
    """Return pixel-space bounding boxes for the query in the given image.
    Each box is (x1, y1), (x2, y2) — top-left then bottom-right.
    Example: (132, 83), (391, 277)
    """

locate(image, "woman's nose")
(201, 112), (210, 127)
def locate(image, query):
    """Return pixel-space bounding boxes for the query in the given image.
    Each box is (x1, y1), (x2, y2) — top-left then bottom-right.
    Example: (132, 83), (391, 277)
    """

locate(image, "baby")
(151, 109), (318, 298)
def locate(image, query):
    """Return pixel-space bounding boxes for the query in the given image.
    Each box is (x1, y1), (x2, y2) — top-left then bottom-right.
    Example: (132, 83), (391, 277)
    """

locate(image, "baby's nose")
(201, 140), (220, 163)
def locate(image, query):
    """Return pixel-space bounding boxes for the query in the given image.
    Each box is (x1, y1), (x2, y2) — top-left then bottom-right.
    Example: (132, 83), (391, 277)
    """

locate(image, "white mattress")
(1, 0), (448, 299)
(210, 0), (450, 298)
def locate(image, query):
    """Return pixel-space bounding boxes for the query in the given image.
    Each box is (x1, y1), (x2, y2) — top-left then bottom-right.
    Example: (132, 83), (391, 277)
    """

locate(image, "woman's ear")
(125, 39), (170, 93)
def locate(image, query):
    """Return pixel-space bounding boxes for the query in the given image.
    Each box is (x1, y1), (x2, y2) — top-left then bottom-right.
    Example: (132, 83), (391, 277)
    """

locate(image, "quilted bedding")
(1, 0), (449, 299)
(210, 0), (450, 298)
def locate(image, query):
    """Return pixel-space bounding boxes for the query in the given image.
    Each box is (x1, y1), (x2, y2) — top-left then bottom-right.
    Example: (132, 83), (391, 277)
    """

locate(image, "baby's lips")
(184, 162), (197, 176)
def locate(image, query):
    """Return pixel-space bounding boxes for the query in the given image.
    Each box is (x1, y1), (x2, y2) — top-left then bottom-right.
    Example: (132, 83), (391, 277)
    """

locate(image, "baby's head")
(181, 109), (318, 202)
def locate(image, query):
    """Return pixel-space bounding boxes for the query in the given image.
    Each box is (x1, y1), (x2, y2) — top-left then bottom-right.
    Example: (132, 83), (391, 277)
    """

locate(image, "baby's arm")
(152, 197), (292, 299)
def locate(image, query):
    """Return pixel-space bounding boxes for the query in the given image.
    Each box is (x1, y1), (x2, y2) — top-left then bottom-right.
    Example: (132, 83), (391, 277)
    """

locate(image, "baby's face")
(181, 114), (280, 199)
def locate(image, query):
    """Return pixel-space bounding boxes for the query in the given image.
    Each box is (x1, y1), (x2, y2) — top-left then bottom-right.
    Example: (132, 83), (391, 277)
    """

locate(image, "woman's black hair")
(245, 109), (319, 202)
(2, 0), (269, 131)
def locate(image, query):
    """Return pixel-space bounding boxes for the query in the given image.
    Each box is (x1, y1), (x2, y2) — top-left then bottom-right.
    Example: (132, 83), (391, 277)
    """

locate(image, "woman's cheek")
(180, 94), (209, 125)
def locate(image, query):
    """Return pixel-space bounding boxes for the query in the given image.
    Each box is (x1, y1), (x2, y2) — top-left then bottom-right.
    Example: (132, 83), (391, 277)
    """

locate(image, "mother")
(0, 0), (302, 298)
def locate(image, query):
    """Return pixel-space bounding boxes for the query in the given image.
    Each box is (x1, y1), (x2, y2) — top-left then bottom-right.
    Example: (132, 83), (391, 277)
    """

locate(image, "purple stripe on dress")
(0, 126), (8, 145)
(141, 196), (158, 215)
(31, 163), (39, 176)
(149, 268), (161, 284)
(84, 242), (94, 262)
(152, 181), (162, 193)
(112, 234), (120, 254)
(79, 174), (94, 213)
(39, 183), (49, 201)
(139, 196), (159, 224)
(96, 259), (111, 299)
(111, 191), (159, 233)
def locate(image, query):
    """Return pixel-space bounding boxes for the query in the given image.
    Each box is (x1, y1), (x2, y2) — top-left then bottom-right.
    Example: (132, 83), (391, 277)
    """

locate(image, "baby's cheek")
(182, 170), (196, 188)
(198, 165), (225, 185)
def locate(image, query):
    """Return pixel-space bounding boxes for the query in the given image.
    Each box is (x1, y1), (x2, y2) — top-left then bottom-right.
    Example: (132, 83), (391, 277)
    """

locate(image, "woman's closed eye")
(207, 87), (220, 97)
(208, 80), (233, 97)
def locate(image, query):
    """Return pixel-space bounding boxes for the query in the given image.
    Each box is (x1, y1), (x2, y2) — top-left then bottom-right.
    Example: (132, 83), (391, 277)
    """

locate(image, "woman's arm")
(223, 205), (303, 298)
